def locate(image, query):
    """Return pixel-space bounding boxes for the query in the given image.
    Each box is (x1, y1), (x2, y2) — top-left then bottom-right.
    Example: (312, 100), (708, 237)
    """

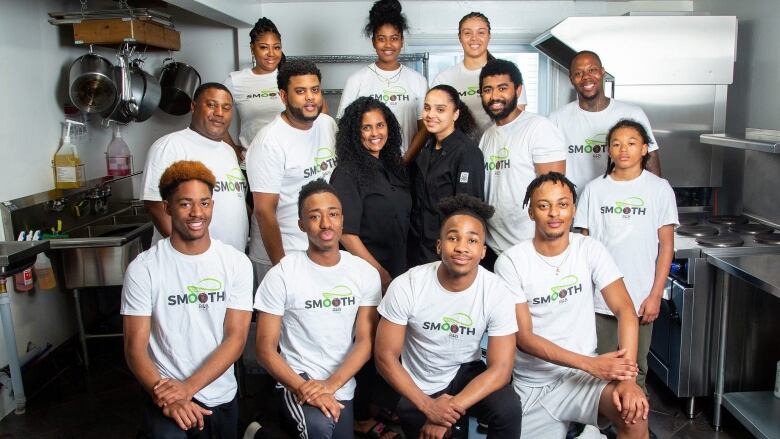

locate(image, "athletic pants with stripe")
(276, 377), (354, 439)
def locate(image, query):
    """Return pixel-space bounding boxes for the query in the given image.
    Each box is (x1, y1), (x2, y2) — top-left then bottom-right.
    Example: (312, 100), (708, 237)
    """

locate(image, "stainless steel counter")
(707, 252), (780, 438)
(706, 253), (780, 299)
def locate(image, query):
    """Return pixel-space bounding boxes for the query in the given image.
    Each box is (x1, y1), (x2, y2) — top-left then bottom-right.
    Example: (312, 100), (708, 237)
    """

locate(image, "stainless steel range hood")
(533, 16), (738, 187)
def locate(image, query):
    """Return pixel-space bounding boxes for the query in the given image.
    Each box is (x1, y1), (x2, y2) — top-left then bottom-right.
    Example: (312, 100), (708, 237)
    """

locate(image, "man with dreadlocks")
(375, 193), (521, 439)
(494, 172), (650, 439)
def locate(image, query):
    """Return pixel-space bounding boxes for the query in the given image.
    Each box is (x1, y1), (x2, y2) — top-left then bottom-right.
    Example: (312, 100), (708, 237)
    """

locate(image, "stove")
(651, 213), (780, 417)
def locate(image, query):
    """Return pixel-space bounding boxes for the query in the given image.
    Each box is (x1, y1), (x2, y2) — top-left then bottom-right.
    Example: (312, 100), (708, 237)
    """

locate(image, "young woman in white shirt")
(337, 0), (429, 162)
(223, 18), (286, 164)
(575, 119), (677, 397)
(431, 12), (526, 136)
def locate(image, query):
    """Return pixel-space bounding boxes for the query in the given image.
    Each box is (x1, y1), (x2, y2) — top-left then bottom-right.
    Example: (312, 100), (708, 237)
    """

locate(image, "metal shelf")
(722, 392), (780, 439)
(700, 131), (780, 154)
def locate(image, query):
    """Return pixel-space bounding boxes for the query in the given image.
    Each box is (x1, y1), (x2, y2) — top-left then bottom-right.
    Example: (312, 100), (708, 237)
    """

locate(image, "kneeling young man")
(494, 172), (649, 439)
(122, 160), (254, 438)
(255, 179), (381, 438)
(375, 194), (521, 439)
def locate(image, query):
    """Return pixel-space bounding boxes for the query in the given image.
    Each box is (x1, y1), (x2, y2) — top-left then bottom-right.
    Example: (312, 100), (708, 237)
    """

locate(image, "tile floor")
(0, 338), (755, 438)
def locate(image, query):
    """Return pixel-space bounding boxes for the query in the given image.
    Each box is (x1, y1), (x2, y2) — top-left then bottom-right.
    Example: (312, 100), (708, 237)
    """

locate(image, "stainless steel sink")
(48, 209), (153, 288)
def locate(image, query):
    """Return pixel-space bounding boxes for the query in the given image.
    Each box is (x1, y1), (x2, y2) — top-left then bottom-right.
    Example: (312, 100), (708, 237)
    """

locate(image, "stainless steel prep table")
(707, 253), (780, 438)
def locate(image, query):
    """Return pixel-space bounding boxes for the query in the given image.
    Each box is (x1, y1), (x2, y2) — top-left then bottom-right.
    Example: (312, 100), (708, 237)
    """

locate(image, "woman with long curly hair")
(409, 84), (485, 266)
(336, 0), (428, 162)
(330, 97), (410, 439)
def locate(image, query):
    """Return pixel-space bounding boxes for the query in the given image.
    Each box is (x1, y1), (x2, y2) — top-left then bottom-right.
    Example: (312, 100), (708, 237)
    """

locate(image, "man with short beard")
(246, 59), (338, 284)
(548, 50), (661, 194)
(478, 59), (566, 260)
(142, 83), (249, 253)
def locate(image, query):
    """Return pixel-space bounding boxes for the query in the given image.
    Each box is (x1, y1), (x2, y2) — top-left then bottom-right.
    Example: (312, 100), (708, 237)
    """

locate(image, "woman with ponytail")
(431, 12), (527, 137)
(337, 0), (428, 162)
(223, 17), (285, 164)
(408, 85), (485, 265)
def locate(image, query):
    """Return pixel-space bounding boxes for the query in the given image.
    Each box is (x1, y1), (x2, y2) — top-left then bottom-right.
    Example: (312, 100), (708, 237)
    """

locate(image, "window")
(424, 47), (541, 113)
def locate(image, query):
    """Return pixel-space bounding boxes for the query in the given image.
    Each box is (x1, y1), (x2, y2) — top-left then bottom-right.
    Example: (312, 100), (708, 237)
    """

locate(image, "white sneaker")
(576, 424), (607, 439)
(243, 421), (262, 439)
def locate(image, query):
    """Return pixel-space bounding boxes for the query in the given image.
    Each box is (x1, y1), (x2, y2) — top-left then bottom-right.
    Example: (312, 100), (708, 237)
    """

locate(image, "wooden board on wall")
(73, 18), (180, 51)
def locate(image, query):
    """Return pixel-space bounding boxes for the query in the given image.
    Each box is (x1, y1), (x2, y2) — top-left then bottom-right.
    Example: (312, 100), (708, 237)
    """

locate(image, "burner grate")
(677, 225), (719, 237)
(729, 223), (774, 235)
(754, 232), (780, 246)
(696, 234), (745, 248)
(708, 215), (749, 226)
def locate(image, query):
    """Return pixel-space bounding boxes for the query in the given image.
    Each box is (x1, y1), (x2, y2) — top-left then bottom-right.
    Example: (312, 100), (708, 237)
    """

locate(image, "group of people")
(123, 1), (679, 438)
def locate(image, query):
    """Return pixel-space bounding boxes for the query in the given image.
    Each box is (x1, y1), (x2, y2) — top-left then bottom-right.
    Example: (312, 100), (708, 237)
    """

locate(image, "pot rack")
(48, 0), (180, 51)
(287, 53), (429, 95)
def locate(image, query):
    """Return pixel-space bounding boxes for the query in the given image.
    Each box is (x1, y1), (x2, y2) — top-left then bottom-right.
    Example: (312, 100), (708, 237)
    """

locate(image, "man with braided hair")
(375, 193), (521, 439)
(123, 160), (253, 438)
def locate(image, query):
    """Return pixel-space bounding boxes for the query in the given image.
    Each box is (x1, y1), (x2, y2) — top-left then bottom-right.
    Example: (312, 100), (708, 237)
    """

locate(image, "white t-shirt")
(141, 128), (249, 252)
(548, 100), (660, 194)
(574, 171), (678, 314)
(245, 113), (338, 264)
(431, 61), (528, 137)
(479, 111), (567, 253)
(336, 64), (428, 152)
(121, 238), (253, 406)
(378, 263), (518, 394)
(223, 68), (284, 148)
(254, 251), (381, 400)
(494, 233), (622, 387)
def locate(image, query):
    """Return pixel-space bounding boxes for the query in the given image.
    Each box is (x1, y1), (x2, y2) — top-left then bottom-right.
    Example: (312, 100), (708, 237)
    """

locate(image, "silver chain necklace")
(369, 64), (402, 87)
(534, 244), (572, 276)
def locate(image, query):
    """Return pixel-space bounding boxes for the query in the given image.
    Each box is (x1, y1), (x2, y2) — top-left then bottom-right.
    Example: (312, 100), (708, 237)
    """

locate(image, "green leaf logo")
(551, 275), (579, 295)
(322, 285), (353, 300)
(186, 277), (224, 294)
(442, 312), (474, 328)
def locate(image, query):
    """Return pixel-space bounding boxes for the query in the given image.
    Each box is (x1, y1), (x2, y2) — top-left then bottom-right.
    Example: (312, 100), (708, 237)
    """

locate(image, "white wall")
(0, 0), (239, 369)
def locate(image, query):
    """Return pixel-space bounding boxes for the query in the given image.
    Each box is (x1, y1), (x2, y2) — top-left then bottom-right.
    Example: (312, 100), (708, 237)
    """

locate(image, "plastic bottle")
(53, 120), (86, 189)
(106, 124), (132, 176)
(13, 232), (34, 292)
(32, 231), (56, 290)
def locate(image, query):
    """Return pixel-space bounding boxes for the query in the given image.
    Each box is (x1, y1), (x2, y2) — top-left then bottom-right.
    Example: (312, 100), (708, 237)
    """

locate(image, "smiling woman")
(223, 17), (286, 165)
(336, 0), (428, 159)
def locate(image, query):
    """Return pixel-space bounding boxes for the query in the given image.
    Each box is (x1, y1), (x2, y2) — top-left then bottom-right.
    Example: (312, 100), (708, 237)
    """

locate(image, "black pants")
(396, 361), (522, 439)
(141, 395), (238, 439)
(354, 358), (400, 421)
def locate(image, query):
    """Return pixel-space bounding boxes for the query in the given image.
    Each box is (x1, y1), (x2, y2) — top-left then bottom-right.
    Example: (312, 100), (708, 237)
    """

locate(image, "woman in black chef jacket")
(408, 84), (485, 265)
(330, 96), (410, 438)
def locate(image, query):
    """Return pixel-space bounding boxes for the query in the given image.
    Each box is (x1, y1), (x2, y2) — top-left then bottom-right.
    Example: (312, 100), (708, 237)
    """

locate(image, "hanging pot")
(102, 54), (134, 124)
(130, 60), (161, 122)
(69, 52), (117, 114)
(158, 59), (201, 116)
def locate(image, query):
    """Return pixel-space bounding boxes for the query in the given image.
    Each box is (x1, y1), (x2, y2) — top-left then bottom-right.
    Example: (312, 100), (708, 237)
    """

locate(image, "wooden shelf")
(73, 18), (180, 51)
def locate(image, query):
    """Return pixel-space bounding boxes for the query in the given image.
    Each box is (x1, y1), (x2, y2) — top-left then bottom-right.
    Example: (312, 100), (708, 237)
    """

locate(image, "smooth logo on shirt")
(215, 168), (248, 197)
(531, 275), (583, 305)
(568, 134), (607, 160)
(484, 147), (511, 172)
(370, 86), (410, 105)
(422, 312), (477, 337)
(304, 147), (337, 178)
(600, 197), (646, 217)
(304, 285), (356, 312)
(246, 89), (280, 99)
(167, 277), (226, 309)
(458, 85), (480, 97)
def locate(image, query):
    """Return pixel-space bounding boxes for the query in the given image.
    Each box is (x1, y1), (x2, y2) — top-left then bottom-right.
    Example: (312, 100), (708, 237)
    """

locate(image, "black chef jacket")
(331, 158), (412, 278)
(409, 129), (485, 265)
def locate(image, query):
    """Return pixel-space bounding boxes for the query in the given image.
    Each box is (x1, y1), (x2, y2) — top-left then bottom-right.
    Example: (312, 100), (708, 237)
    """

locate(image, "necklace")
(535, 244), (571, 276)
(369, 64), (402, 87)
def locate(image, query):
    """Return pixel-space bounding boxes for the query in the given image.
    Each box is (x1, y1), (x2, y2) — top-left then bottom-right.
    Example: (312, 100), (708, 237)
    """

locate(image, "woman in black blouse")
(408, 84), (485, 265)
(331, 97), (410, 438)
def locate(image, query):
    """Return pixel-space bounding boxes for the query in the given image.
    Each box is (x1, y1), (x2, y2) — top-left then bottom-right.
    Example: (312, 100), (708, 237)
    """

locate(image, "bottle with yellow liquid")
(53, 120), (86, 189)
